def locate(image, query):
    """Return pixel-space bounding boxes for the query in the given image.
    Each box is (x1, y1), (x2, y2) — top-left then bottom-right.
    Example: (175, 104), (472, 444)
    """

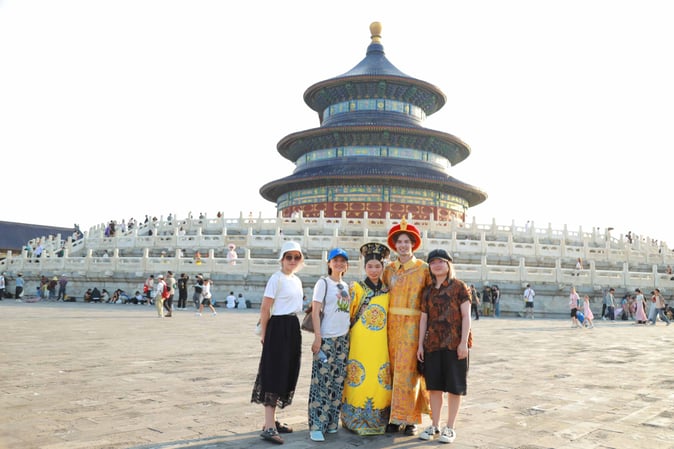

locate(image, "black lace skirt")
(251, 314), (302, 409)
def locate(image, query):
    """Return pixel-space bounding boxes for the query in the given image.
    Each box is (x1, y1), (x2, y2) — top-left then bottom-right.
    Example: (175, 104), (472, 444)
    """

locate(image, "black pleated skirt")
(251, 314), (302, 409)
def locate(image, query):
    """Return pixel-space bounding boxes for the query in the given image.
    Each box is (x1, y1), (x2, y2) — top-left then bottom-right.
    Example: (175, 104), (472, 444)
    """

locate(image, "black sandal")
(385, 423), (401, 433)
(404, 424), (418, 436)
(260, 427), (284, 444)
(275, 421), (293, 433)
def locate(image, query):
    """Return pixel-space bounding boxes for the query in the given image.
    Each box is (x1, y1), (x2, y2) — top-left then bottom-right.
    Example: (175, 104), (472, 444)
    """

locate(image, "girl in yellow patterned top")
(341, 242), (392, 435)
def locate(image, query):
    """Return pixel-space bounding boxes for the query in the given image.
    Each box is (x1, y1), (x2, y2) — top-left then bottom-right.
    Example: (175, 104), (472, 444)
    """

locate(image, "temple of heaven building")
(260, 22), (487, 221)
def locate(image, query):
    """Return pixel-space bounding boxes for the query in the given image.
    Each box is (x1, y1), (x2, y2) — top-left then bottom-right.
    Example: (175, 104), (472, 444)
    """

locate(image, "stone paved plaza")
(1, 301), (673, 449)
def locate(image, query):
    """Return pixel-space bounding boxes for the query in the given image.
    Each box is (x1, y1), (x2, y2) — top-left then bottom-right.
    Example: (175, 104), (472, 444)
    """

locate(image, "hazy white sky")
(1, 1), (673, 244)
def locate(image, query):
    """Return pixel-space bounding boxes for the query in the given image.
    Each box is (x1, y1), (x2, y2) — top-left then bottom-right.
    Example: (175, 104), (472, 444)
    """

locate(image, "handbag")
(301, 304), (324, 333)
(301, 277), (328, 333)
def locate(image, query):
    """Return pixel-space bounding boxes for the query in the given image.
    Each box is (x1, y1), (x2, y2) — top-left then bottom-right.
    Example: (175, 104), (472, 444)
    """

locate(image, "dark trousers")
(178, 290), (187, 308)
(601, 304), (607, 318)
(471, 303), (480, 320)
(164, 295), (174, 312)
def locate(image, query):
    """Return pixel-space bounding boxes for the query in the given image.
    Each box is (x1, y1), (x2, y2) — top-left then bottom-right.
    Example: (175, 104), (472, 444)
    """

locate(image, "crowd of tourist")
(1, 269), (249, 312)
(505, 282), (673, 328)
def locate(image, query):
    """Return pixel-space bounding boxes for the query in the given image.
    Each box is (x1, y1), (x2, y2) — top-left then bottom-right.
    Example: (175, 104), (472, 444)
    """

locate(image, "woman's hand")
(416, 345), (424, 362)
(311, 336), (322, 355)
(457, 341), (469, 360)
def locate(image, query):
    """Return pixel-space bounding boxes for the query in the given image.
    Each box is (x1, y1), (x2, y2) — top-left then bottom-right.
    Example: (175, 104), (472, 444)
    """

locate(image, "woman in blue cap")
(308, 247), (351, 442)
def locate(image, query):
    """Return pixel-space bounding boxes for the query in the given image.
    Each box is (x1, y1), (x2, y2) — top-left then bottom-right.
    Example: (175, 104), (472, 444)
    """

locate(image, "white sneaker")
(195, 312), (201, 316)
(212, 312), (217, 316)
(419, 425), (439, 440)
(439, 426), (456, 443)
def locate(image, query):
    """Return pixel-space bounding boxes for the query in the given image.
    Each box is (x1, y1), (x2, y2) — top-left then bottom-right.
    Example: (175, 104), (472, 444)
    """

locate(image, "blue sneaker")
(310, 430), (325, 441)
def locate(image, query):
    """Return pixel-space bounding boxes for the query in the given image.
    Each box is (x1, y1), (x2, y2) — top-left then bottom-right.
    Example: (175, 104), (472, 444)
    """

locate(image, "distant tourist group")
(515, 283), (672, 327)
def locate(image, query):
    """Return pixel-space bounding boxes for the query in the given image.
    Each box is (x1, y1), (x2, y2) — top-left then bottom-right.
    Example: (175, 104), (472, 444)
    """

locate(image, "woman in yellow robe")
(341, 242), (392, 435)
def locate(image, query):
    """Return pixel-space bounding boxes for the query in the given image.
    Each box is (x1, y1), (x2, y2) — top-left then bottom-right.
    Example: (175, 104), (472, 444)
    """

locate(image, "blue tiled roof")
(303, 26), (446, 117)
(260, 159), (487, 206)
(338, 42), (410, 78)
(0, 221), (75, 252)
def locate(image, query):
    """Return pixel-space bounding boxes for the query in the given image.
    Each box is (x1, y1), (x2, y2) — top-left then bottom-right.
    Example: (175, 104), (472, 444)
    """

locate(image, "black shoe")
(404, 425), (418, 436)
(385, 423), (401, 433)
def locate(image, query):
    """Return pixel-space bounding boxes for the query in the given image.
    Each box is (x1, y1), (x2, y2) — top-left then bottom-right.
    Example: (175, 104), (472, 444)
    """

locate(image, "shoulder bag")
(301, 277), (327, 333)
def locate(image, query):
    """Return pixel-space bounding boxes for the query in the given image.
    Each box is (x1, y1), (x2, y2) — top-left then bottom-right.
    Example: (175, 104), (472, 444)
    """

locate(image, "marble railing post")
(653, 264), (660, 289)
(555, 258), (562, 283)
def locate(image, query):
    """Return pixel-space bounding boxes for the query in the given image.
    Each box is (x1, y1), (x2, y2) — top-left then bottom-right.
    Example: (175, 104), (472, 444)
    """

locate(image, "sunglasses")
(284, 254), (302, 261)
(336, 283), (349, 298)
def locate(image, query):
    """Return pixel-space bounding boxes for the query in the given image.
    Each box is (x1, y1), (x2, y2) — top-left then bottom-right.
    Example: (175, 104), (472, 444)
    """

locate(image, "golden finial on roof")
(370, 22), (382, 44)
(400, 216), (408, 230)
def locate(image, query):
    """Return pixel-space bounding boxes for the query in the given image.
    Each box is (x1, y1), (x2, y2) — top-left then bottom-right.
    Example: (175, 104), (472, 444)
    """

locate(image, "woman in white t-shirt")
(308, 247), (351, 442)
(252, 241), (305, 445)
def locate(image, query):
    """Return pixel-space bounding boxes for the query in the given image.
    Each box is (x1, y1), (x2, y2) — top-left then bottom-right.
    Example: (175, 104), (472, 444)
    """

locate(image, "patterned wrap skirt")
(251, 314), (302, 409)
(308, 334), (349, 432)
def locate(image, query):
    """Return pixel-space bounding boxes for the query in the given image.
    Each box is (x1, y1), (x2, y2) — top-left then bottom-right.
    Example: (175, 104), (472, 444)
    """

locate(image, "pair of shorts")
(422, 349), (468, 395)
(570, 307), (578, 318)
(525, 301), (534, 309)
(201, 297), (212, 306)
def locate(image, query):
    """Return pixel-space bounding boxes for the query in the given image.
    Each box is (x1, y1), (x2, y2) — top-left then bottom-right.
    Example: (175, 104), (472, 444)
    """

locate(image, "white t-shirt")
(202, 282), (212, 299)
(155, 281), (165, 298)
(226, 294), (236, 308)
(237, 296), (247, 309)
(264, 271), (303, 316)
(312, 277), (350, 338)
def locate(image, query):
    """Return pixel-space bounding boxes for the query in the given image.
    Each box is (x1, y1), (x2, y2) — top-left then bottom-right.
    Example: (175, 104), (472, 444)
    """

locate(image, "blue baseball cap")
(328, 248), (349, 262)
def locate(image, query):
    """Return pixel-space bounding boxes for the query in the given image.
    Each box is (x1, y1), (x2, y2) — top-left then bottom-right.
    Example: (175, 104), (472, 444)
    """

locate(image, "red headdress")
(387, 217), (422, 252)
